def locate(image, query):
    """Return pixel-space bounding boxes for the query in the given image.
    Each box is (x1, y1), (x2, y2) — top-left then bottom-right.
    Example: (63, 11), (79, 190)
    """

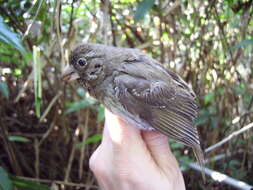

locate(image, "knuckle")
(115, 161), (136, 182)
(88, 152), (97, 172)
(89, 147), (106, 175)
(89, 157), (107, 177)
(117, 172), (139, 188)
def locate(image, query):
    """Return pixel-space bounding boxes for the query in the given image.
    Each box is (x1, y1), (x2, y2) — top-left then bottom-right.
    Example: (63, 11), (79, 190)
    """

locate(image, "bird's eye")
(77, 58), (87, 67)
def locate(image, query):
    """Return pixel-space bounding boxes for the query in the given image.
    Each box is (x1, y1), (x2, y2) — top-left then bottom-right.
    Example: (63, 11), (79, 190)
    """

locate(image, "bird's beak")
(61, 65), (80, 82)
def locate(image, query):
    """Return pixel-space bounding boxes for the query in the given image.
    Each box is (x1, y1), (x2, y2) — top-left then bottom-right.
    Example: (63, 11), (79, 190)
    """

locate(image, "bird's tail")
(193, 145), (206, 183)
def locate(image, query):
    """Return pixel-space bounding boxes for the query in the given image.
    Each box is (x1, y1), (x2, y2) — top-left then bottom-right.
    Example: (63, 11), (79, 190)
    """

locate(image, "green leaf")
(203, 92), (215, 105)
(134, 0), (155, 22)
(195, 116), (208, 126)
(8, 136), (30, 143)
(230, 39), (253, 51)
(33, 46), (42, 118)
(0, 167), (13, 190)
(210, 117), (218, 128)
(234, 83), (246, 95)
(76, 134), (102, 148)
(0, 17), (26, 53)
(0, 81), (9, 99)
(65, 97), (96, 114)
(180, 156), (192, 169)
(96, 105), (105, 122)
(229, 159), (240, 167)
(77, 88), (86, 97)
(10, 176), (50, 190)
(170, 140), (184, 149)
(195, 109), (209, 126)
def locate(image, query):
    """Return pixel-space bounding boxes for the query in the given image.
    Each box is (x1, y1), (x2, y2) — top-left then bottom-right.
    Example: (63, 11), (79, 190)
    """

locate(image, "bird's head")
(61, 43), (108, 87)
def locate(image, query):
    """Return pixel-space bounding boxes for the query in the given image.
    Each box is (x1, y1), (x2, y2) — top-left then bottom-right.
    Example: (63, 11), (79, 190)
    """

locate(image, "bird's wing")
(113, 64), (200, 147)
(118, 58), (196, 97)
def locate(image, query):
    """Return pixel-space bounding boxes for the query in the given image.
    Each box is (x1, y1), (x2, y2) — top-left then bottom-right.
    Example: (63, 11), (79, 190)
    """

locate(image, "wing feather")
(113, 62), (205, 181)
(154, 109), (200, 146)
(113, 73), (200, 148)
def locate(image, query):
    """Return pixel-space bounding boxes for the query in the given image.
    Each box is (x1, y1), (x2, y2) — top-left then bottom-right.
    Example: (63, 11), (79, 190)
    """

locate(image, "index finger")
(102, 109), (147, 152)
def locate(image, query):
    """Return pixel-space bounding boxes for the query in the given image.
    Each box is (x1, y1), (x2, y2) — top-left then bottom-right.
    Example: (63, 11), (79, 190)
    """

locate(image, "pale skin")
(89, 110), (186, 190)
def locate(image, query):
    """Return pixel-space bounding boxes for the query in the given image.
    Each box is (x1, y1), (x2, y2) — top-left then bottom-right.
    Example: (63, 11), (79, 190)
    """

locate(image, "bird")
(62, 43), (205, 181)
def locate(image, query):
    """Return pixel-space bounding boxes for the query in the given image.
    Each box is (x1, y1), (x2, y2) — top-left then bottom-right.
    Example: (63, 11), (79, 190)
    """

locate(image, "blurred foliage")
(7, 136), (31, 143)
(0, 167), (13, 190)
(0, 81), (10, 99)
(76, 134), (102, 148)
(0, 0), (253, 189)
(134, 0), (155, 21)
(0, 167), (51, 190)
(0, 17), (26, 53)
(9, 176), (51, 190)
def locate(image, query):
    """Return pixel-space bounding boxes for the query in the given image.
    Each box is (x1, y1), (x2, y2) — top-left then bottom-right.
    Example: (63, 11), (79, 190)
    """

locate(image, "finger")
(89, 144), (114, 190)
(142, 130), (178, 169)
(103, 109), (144, 148)
(89, 144), (102, 171)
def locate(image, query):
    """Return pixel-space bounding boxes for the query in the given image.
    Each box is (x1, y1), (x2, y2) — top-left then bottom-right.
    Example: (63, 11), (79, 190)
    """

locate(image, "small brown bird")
(62, 43), (205, 180)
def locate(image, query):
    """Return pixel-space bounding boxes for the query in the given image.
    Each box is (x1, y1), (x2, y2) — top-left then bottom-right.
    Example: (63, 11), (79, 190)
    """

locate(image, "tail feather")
(193, 146), (206, 183)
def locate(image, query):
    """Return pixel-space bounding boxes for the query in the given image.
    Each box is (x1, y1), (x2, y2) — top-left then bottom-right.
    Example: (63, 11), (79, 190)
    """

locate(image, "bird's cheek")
(78, 72), (88, 80)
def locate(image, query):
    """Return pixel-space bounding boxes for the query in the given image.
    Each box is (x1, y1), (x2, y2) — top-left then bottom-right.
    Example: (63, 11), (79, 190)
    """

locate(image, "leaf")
(0, 167), (13, 190)
(203, 92), (215, 105)
(76, 134), (102, 148)
(230, 39), (253, 51)
(33, 46), (42, 118)
(77, 88), (86, 97)
(234, 83), (246, 95)
(65, 97), (96, 114)
(0, 81), (9, 99)
(134, 0), (155, 22)
(195, 109), (209, 126)
(8, 136), (30, 143)
(229, 159), (240, 167)
(180, 156), (192, 169)
(194, 116), (208, 126)
(96, 105), (105, 122)
(210, 117), (219, 128)
(170, 140), (184, 149)
(0, 17), (26, 53)
(10, 176), (50, 190)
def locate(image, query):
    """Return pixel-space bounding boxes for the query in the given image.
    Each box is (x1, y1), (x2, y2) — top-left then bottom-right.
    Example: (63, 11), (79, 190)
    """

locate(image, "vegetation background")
(0, 0), (253, 189)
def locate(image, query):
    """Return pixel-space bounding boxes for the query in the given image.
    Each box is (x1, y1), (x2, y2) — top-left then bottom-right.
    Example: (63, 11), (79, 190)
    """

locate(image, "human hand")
(89, 110), (185, 190)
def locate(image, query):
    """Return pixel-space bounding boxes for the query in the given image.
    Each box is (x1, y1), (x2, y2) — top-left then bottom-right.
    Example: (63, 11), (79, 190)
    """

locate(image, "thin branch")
(100, 0), (110, 45)
(34, 139), (40, 178)
(188, 163), (253, 190)
(55, 0), (65, 71)
(182, 151), (242, 172)
(108, 2), (116, 46)
(64, 127), (79, 182)
(158, 0), (164, 63)
(240, 96), (253, 127)
(67, 0), (75, 38)
(38, 117), (57, 146)
(22, 0), (45, 40)
(14, 71), (33, 103)
(0, 121), (22, 175)
(205, 122), (253, 153)
(78, 110), (89, 180)
(39, 91), (62, 122)
(125, 24), (145, 43)
(15, 176), (99, 188)
(163, 0), (181, 16)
